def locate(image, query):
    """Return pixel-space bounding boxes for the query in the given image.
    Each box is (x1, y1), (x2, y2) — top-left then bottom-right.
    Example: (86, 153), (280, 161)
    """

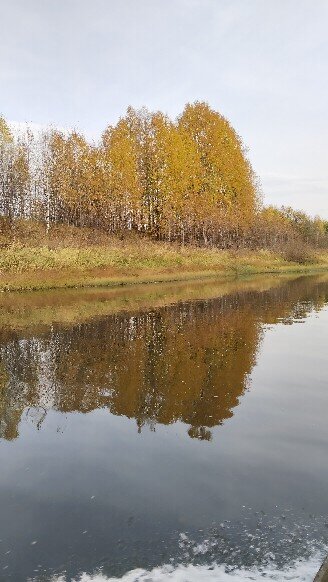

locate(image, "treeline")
(0, 102), (327, 250)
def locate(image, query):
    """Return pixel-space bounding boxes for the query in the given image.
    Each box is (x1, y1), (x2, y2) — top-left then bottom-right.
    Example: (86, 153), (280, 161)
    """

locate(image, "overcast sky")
(1, 0), (327, 217)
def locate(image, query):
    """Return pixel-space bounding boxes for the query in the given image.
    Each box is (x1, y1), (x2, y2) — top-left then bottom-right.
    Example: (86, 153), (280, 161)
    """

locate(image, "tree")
(102, 116), (141, 232)
(178, 101), (260, 243)
(0, 117), (30, 220)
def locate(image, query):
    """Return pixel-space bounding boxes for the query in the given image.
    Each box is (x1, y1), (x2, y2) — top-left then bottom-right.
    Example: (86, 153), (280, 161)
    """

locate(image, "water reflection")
(0, 275), (327, 442)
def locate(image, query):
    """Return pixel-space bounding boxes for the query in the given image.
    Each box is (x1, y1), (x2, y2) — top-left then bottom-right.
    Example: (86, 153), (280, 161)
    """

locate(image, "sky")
(1, 0), (327, 217)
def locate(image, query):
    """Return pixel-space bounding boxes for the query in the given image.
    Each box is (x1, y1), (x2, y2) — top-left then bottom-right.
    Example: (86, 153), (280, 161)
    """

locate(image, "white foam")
(48, 552), (324, 582)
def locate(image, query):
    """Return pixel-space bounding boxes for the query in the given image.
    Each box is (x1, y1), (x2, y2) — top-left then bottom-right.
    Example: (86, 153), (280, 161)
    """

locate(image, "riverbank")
(1, 239), (328, 292)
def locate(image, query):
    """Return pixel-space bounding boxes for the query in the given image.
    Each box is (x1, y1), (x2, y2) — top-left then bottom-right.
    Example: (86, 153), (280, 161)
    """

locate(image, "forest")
(0, 101), (327, 254)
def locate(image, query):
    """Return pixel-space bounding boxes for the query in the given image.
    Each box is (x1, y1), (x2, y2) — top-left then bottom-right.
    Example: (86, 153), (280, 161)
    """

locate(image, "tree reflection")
(0, 276), (327, 441)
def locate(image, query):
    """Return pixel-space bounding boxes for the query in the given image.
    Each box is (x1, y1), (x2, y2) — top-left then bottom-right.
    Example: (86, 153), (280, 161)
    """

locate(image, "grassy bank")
(0, 223), (328, 292)
(1, 242), (328, 292)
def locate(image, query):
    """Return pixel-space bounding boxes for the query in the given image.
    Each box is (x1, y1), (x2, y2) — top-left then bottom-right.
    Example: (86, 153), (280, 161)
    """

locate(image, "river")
(0, 274), (327, 581)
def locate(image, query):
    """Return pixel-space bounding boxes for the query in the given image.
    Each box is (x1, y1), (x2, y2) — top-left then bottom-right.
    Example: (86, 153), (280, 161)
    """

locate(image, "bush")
(281, 241), (316, 264)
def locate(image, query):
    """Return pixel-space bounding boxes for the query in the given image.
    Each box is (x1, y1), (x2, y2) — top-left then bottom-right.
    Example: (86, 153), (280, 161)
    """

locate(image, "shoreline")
(1, 253), (328, 292)
(1, 259), (328, 293)
(1, 223), (327, 293)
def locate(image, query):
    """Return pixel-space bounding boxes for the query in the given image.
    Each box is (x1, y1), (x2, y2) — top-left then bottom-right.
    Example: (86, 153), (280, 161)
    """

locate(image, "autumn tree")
(0, 106), (327, 251)
(178, 101), (260, 244)
(42, 130), (107, 228)
(0, 117), (30, 220)
(102, 115), (142, 232)
(143, 112), (202, 241)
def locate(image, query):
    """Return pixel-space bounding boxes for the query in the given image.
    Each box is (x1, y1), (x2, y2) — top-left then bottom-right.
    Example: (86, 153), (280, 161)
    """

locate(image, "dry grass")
(0, 220), (328, 292)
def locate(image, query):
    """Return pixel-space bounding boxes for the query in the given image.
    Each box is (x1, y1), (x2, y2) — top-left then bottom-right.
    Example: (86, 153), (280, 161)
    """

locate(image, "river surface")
(0, 274), (328, 581)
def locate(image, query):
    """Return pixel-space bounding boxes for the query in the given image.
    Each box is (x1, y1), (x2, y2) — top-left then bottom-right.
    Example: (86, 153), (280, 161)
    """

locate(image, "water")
(0, 274), (327, 581)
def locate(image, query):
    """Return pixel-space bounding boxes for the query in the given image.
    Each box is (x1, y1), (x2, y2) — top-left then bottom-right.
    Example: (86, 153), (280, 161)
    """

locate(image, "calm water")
(0, 275), (328, 581)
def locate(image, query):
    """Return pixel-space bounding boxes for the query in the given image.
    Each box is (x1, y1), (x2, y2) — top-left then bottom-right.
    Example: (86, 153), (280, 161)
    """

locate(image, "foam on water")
(31, 510), (328, 582)
(49, 552), (324, 581)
